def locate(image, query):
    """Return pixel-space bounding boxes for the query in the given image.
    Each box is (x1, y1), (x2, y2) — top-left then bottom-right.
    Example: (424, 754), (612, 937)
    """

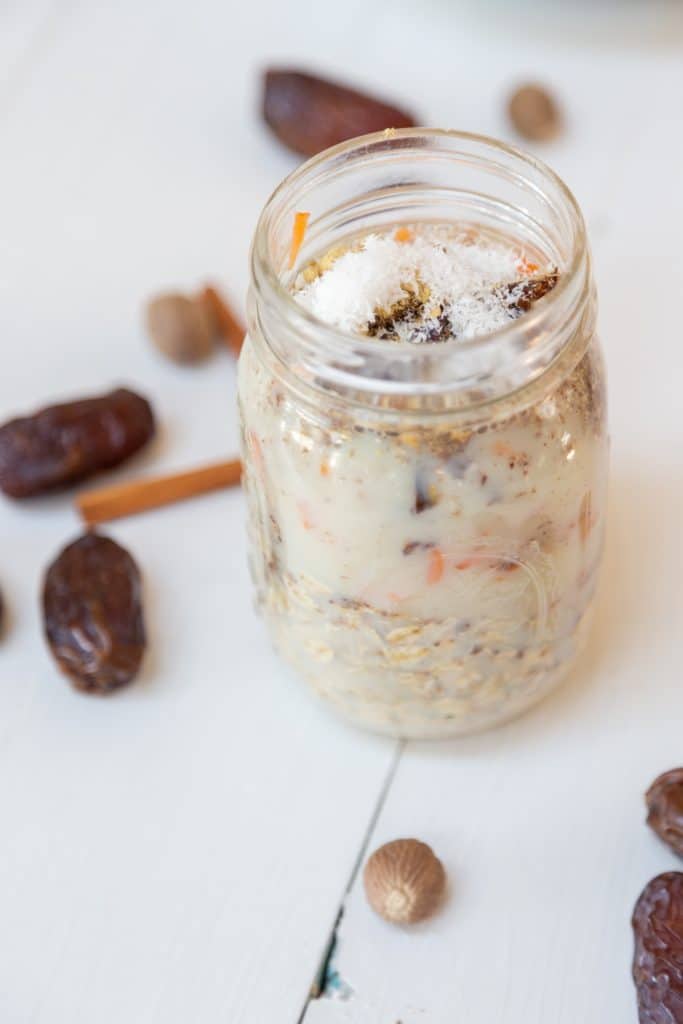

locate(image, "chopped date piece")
(263, 69), (415, 158)
(647, 768), (683, 858)
(414, 467), (437, 514)
(0, 388), (155, 498)
(368, 292), (422, 337)
(412, 313), (453, 344)
(402, 540), (435, 556)
(632, 872), (683, 1024)
(500, 271), (559, 318)
(367, 294), (423, 340)
(43, 533), (146, 693)
(494, 559), (520, 572)
(366, 284), (438, 342)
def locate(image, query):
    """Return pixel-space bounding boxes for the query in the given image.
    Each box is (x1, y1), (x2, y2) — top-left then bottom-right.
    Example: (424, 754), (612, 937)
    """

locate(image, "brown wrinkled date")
(0, 388), (155, 498)
(647, 769), (683, 858)
(43, 533), (146, 693)
(632, 872), (683, 1024)
(262, 69), (416, 157)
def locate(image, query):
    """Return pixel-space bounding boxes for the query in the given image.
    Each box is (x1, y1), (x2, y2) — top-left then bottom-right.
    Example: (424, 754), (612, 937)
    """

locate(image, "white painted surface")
(0, 0), (62, 102)
(0, 1), (681, 1022)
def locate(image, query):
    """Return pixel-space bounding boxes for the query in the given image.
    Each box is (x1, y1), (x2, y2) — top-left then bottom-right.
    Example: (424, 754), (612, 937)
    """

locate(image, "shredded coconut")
(293, 226), (555, 343)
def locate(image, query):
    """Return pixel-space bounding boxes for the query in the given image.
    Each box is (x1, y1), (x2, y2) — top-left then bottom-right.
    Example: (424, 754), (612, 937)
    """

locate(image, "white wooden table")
(1, 2), (681, 1021)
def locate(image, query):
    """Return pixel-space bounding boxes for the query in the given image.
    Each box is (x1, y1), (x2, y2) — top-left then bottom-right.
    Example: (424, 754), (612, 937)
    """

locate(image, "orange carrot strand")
(427, 548), (445, 584)
(517, 256), (539, 275)
(289, 211), (310, 269)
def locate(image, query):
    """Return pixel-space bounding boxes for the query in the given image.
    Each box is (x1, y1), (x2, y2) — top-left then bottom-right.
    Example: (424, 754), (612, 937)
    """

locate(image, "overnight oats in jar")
(239, 129), (607, 739)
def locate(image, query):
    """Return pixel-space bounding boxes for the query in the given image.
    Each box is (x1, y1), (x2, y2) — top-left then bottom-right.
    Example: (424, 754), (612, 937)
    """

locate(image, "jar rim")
(250, 128), (590, 403)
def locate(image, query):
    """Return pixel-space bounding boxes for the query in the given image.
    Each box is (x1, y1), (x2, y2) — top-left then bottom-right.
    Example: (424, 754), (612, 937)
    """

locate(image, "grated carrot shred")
(517, 256), (539, 275)
(289, 211), (310, 270)
(427, 548), (445, 584)
(249, 432), (265, 475)
(578, 491), (592, 543)
(298, 500), (314, 530)
(493, 440), (516, 458)
(394, 226), (414, 244)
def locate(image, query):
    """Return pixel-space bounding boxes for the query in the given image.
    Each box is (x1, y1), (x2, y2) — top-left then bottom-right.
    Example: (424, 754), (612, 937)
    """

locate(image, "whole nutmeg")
(646, 768), (683, 858)
(146, 292), (215, 364)
(363, 838), (446, 924)
(507, 83), (562, 142)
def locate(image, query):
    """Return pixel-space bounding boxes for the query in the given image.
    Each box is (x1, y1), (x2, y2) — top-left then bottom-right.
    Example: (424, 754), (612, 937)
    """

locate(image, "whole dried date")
(647, 768), (683, 858)
(632, 872), (683, 1023)
(263, 69), (415, 158)
(43, 533), (145, 693)
(0, 388), (155, 498)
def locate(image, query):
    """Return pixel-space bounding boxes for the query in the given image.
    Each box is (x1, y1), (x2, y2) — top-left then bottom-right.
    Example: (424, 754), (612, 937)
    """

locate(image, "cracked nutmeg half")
(363, 838), (446, 924)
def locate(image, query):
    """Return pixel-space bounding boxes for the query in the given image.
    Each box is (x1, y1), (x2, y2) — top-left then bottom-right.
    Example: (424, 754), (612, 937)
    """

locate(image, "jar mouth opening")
(251, 128), (590, 402)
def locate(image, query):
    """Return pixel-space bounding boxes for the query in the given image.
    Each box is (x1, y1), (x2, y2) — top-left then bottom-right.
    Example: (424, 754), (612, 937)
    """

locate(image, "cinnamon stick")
(200, 285), (246, 357)
(76, 459), (242, 526)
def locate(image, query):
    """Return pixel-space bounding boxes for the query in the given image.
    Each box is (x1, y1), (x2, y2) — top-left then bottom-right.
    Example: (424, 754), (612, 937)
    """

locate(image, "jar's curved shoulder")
(239, 331), (608, 473)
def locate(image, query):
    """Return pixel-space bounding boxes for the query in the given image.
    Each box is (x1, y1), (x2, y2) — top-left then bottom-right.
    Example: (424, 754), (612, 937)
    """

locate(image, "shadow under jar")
(239, 129), (607, 739)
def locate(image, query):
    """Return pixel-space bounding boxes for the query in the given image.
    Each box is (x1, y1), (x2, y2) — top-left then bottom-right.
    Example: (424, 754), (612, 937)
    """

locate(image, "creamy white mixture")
(239, 225), (607, 737)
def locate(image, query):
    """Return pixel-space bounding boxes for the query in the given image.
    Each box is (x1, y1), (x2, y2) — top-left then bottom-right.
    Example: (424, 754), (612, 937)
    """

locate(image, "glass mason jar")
(239, 129), (607, 739)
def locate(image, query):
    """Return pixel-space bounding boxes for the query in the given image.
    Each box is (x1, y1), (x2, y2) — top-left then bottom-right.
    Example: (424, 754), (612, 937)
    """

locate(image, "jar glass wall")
(239, 129), (607, 739)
